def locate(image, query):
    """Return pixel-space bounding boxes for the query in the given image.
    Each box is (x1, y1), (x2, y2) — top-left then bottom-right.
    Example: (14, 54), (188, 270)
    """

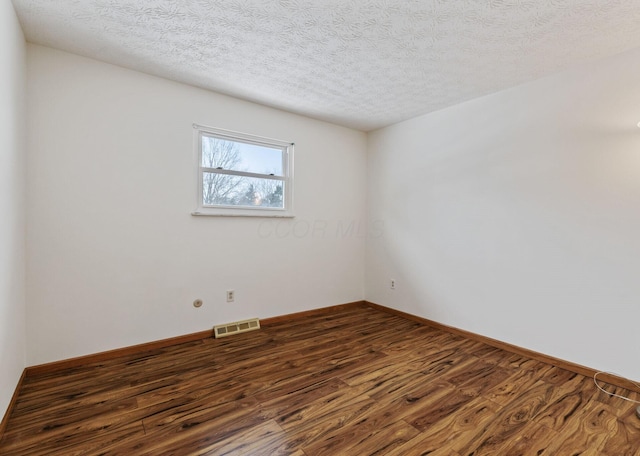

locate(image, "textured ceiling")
(12, 0), (640, 131)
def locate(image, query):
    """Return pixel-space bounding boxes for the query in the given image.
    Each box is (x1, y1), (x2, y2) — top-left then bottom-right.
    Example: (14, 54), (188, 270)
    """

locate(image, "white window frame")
(191, 124), (294, 217)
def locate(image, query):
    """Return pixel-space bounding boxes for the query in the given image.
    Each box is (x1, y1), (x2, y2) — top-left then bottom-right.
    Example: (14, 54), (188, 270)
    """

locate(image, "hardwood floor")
(1, 304), (639, 455)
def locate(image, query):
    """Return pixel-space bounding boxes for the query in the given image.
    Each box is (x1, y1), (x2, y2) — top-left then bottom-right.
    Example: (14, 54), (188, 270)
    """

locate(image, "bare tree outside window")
(194, 125), (293, 216)
(201, 136), (286, 208)
(201, 137), (243, 205)
(254, 179), (283, 208)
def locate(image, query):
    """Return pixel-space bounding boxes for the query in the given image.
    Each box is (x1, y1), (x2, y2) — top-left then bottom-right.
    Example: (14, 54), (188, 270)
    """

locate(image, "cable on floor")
(593, 371), (640, 419)
(593, 371), (640, 403)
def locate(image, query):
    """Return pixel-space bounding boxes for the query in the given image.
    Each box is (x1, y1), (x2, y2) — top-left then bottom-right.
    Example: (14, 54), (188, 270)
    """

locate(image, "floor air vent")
(214, 318), (260, 338)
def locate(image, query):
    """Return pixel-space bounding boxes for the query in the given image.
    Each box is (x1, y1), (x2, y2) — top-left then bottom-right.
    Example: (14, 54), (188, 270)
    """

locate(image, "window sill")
(191, 210), (294, 218)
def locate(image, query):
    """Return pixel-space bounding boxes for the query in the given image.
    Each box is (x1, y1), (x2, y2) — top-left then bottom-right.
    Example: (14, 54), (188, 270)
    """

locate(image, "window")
(192, 124), (294, 217)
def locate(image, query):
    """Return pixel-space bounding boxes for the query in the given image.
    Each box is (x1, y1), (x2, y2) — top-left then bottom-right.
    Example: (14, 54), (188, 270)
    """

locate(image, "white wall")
(0, 1), (27, 419)
(367, 47), (640, 381)
(24, 33), (640, 383)
(26, 45), (367, 365)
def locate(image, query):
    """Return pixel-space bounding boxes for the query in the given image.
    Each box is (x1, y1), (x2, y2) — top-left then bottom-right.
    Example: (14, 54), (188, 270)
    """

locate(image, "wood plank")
(259, 300), (367, 326)
(0, 369), (25, 440)
(532, 373), (598, 432)
(386, 396), (502, 456)
(443, 358), (511, 396)
(366, 301), (640, 390)
(275, 394), (379, 451)
(543, 401), (619, 455)
(258, 377), (348, 419)
(598, 405), (640, 455)
(25, 332), (212, 377)
(404, 387), (479, 431)
(184, 419), (306, 456)
(484, 368), (545, 407)
(302, 416), (420, 456)
(2, 304), (639, 455)
(453, 404), (534, 455)
(1, 399), (146, 456)
(499, 420), (557, 456)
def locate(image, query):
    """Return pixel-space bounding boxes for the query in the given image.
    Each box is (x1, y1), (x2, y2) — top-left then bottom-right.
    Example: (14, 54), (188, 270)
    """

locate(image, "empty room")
(1, 0), (640, 454)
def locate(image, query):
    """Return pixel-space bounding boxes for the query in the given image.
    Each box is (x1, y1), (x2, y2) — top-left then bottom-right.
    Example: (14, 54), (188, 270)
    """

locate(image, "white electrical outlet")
(227, 290), (235, 302)
(390, 279), (396, 290)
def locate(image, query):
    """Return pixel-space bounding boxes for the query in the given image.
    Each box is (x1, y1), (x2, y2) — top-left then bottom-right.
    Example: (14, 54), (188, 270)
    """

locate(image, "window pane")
(201, 135), (283, 176)
(203, 173), (285, 209)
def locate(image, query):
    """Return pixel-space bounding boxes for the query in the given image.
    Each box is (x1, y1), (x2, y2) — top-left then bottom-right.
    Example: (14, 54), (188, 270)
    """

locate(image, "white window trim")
(191, 124), (294, 217)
